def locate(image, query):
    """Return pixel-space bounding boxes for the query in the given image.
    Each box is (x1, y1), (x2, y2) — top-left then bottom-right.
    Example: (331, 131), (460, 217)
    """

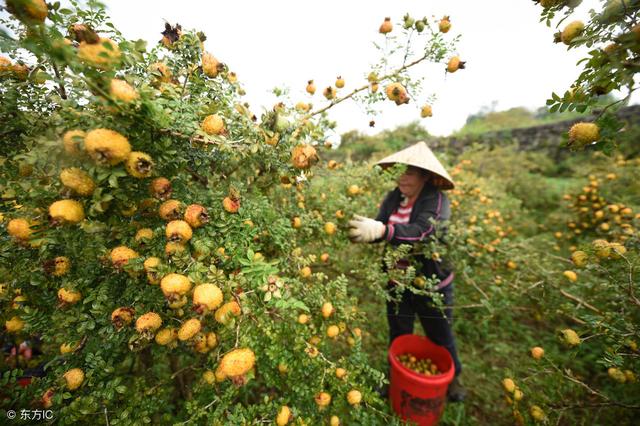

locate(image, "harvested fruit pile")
(396, 353), (441, 376)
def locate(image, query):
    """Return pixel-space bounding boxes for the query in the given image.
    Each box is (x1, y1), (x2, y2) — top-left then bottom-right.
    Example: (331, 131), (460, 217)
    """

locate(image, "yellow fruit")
(335, 76), (345, 88)
(299, 266), (312, 278)
(421, 104), (433, 118)
(320, 253), (330, 262)
(6, 0), (48, 23)
(5, 316), (24, 333)
(202, 114), (226, 135)
(624, 370), (636, 383)
(385, 83), (409, 105)
(506, 260), (517, 270)
(41, 388), (55, 408)
(324, 222), (337, 235)
(125, 152), (153, 178)
(592, 239), (611, 258)
(7, 218), (32, 240)
(530, 346), (544, 360)
(347, 389), (362, 405)
(78, 38), (121, 69)
(306, 79), (316, 95)
(193, 283), (223, 313)
(215, 301), (242, 324)
(315, 391), (332, 408)
(158, 200), (183, 221)
(227, 71), (237, 83)
(292, 217), (302, 228)
(202, 370), (216, 384)
(155, 327), (178, 345)
(278, 364), (288, 374)
(530, 405), (545, 422)
(330, 416), (340, 426)
(223, 196), (240, 213)
(160, 273), (192, 299)
(178, 318), (201, 341)
(110, 78), (139, 102)
(48, 256), (70, 276)
(379, 17), (393, 34)
(149, 62), (172, 82)
(447, 56), (466, 73)
(109, 246), (139, 269)
(439, 16), (451, 33)
(134, 228), (154, 244)
(276, 406), (292, 426)
(561, 21), (584, 45)
(143, 257), (161, 284)
(560, 328), (581, 347)
(321, 302), (334, 318)
(165, 220), (193, 243)
(347, 185), (360, 196)
(60, 343), (75, 354)
(184, 204), (208, 228)
(291, 144), (319, 169)
(298, 314), (309, 324)
(563, 270), (578, 282)
(84, 128), (131, 165)
(206, 332), (217, 349)
(202, 51), (222, 78)
(58, 287), (81, 304)
(608, 367), (626, 383)
(135, 312), (162, 333)
(335, 368), (347, 379)
(111, 307), (135, 329)
(49, 200), (84, 224)
(327, 325), (340, 338)
(568, 122), (600, 148)
(218, 348), (255, 377)
(61, 130), (86, 155)
(63, 368), (84, 391)
(59, 168), (95, 196)
(570, 250), (588, 267)
(609, 242), (627, 258)
(502, 378), (516, 393)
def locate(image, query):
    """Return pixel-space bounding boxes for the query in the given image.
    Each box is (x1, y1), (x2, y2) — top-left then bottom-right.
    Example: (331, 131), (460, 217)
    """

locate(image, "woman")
(348, 141), (466, 403)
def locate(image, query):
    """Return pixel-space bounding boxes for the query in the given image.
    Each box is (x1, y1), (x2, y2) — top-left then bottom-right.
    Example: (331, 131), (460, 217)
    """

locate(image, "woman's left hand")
(348, 214), (386, 243)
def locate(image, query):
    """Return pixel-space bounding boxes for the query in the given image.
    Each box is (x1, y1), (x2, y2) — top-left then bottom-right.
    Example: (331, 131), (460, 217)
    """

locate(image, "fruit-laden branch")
(306, 52), (430, 118)
(558, 365), (640, 410)
(558, 289), (602, 314)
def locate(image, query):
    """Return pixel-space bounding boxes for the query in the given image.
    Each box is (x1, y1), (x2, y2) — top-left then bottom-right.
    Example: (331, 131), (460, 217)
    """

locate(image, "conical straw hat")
(375, 141), (455, 190)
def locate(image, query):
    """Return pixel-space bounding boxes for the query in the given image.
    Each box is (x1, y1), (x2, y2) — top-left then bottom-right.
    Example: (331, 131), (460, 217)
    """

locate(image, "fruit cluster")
(396, 353), (441, 376)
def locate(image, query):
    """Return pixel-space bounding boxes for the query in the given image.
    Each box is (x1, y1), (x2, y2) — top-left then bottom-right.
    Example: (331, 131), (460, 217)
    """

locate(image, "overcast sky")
(9, 1), (639, 139)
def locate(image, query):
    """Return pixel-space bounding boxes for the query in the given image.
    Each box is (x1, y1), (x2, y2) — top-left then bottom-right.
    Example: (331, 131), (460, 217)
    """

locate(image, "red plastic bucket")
(388, 334), (455, 426)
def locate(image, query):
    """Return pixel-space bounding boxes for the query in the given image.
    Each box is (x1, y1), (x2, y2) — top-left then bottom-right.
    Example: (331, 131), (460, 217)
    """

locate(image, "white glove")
(348, 214), (386, 243)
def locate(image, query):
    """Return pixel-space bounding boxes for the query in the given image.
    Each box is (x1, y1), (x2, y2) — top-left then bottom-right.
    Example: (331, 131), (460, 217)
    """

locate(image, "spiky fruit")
(60, 343), (75, 354)
(149, 62), (172, 83)
(222, 196), (240, 213)
(202, 114), (226, 135)
(530, 346), (545, 360)
(347, 390), (362, 405)
(178, 318), (201, 341)
(6, 0), (48, 23)
(150, 177), (172, 200)
(184, 204), (208, 228)
(439, 16), (451, 33)
(607, 367), (626, 383)
(291, 144), (319, 169)
(60, 168), (95, 196)
(324, 222), (337, 235)
(592, 239), (611, 258)
(560, 21), (584, 45)
(323, 86), (337, 100)
(111, 307), (135, 329)
(335, 368), (347, 379)
(5, 316), (24, 333)
(84, 128), (131, 165)
(327, 325), (340, 338)
(135, 228), (154, 244)
(110, 78), (139, 102)
(421, 104), (433, 118)
(125, 152), (153, 178)
(202, 51), (223, 78)
(299, 266), (312, 278)
(330, 416), (341, 426)
(379, 17), (393, 34)
(78, 38), (121, 69)
(570, 250), (588, 267)
(298, 314), (309, 324)
(165, 242), (186, 257)
(63, 368), (84, 391)
(568, 122), (600, 148)
(143, 257), (161, 284)
(609, 242), (627, 259)
(306, 80), (316, 95)
(49, 256), (71, 276)
(135, 312), (162, 333)
(155, 327), (178, 345)
(315, 391), (332, 408)
(62, 130), (85, 155)
(202, 370), (216, 384)
(165, 220), (193, 243)
(447, 56), (466, 73)
(218, 348), (255, 378)
(215, 301), (241, 324)
(530, 405), (545, 422)
(193, 284), (223, 314)
(160, 273), (192, 299)
(41, 388), (55, 408)
(385, 83), (408, 103)
(322, 302), (334, 318)
(7, 218), (32, 241)
(563, 270), (578, 282)
(159, 199), (183, 221)
(109, 246), (139, 269)
(276, 405), (292, 426)
(49, 200), (85, 224)
(560, 328), (581, 347)
(502, 378), (516, 393)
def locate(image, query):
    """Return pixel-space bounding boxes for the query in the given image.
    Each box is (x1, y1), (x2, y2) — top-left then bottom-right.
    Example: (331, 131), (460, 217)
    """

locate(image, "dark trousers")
(386, 282), (462, 377)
